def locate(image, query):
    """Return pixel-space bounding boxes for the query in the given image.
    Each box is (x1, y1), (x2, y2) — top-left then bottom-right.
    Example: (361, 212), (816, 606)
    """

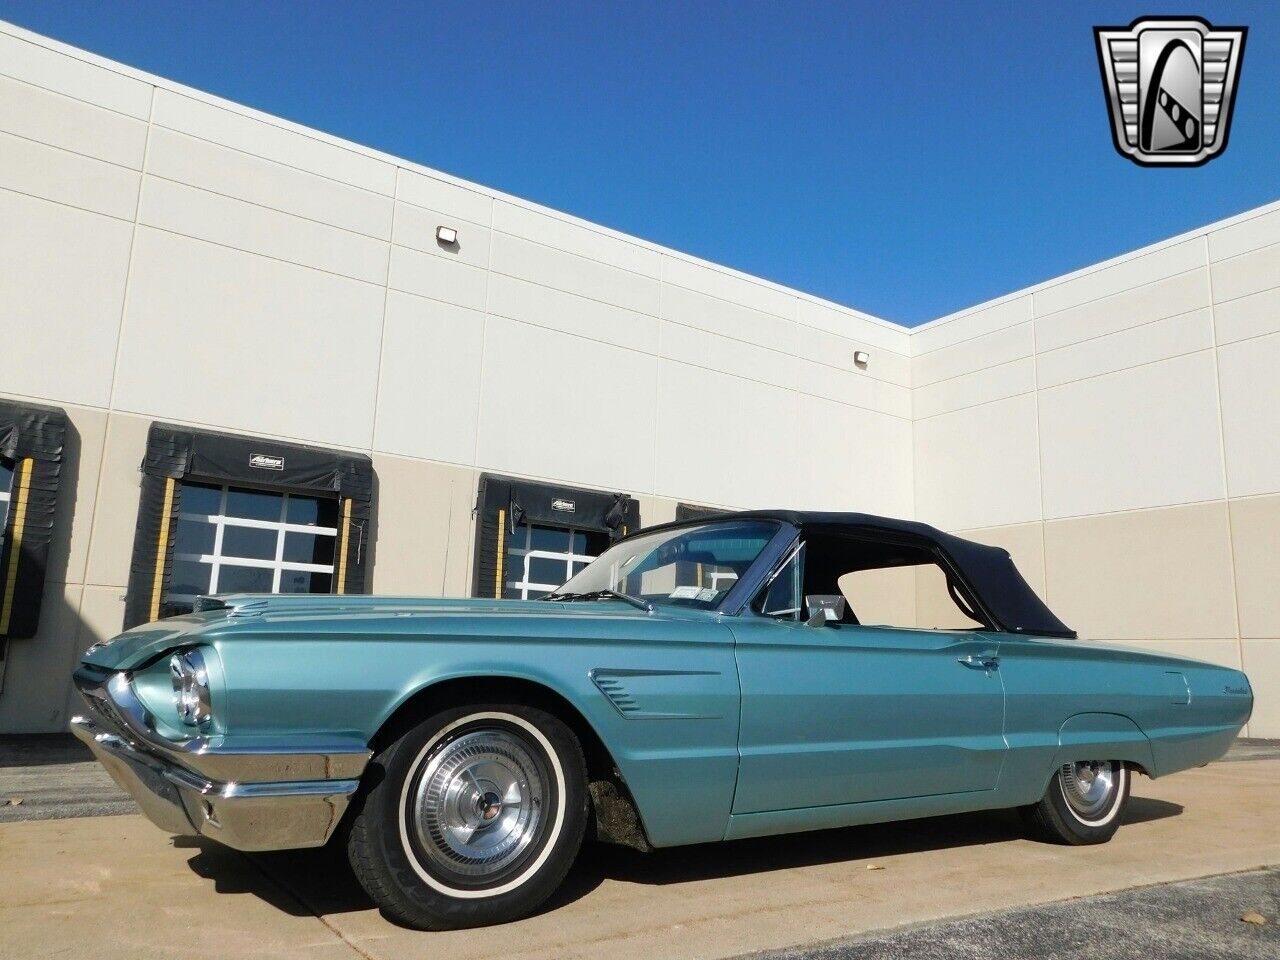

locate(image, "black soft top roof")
(641, 509), (1075, 639)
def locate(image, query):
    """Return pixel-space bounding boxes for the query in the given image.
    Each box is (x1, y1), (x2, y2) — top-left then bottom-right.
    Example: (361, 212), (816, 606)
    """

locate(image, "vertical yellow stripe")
(0, 458), (34, 634)
(494, 508), (506, 598)
(336, 497), (352, 594)
(149, 477), (176, 622)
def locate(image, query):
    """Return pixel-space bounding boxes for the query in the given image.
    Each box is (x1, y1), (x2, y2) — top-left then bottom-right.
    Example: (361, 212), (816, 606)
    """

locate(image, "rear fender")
(1045, 712), (1155, 792)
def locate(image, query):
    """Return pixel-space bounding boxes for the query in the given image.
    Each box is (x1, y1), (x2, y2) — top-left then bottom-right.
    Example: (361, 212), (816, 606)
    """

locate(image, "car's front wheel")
(346, 703), (589, 929)
(1020, 759), (1130, 844)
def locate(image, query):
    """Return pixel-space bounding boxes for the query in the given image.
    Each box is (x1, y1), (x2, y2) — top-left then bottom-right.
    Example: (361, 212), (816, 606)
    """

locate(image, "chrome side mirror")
(805, 594), (846, 627)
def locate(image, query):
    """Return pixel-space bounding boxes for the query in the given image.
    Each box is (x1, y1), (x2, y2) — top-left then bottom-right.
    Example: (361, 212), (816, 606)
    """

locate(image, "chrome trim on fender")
(69, 668), (367, 851)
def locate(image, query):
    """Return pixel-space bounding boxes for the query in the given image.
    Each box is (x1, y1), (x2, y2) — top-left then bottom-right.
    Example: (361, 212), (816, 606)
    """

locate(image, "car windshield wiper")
(542, 589), (653, 613)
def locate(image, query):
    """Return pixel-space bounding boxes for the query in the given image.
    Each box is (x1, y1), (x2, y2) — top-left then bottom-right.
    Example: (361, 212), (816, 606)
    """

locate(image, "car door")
(730, 585), (1008, 814)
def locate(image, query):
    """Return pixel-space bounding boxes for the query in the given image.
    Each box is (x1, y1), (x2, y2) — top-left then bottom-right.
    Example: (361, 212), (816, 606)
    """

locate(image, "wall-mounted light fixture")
(436, 225), (458, 245)
(853, 350), (870, 368)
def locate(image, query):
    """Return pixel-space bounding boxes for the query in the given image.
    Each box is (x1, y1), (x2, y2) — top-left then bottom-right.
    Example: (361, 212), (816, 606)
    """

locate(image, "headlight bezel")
(169, 648), (213, 727)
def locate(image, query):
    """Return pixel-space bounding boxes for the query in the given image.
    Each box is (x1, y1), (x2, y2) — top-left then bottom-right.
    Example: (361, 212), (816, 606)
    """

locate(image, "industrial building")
(0, 21), (1275, 737)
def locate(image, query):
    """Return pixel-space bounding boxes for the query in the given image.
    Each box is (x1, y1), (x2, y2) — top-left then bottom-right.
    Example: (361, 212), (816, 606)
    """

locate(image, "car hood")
(81, 593), (709, 670)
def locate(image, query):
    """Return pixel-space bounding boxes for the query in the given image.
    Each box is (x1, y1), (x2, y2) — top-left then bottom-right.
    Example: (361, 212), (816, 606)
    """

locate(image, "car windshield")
(547, 520), (779, 610)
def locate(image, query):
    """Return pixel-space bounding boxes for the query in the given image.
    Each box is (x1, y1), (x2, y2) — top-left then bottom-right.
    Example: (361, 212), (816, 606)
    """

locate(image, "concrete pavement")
(1, 757), (1278, 960)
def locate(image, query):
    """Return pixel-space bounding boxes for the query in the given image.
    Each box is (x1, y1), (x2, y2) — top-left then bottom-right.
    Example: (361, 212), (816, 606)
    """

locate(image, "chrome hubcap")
(1060, 760), (1118, 819)
(409, 728), (547, 880)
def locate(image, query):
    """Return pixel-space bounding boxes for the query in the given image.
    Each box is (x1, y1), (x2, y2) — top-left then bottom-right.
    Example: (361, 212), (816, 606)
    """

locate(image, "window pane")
(529, 525), (570, 553)
(285, 494), (337, 527)
(221, 525), (278, 560)
(173, 518), (215, 556)
(180, 481), (223, 516)
(282, 531), (336, 565)
(528, 556), (566, 587)
(226, 487), (283, 522)
(216, 565), (274, 593)
(278, 570), (332, 594)
(170, 559), (212, 597)
(570, 531), (588, 555)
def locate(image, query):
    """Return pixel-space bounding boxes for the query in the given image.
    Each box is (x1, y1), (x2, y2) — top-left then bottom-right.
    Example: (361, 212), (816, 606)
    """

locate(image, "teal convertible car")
(70, 511), (1253, 929)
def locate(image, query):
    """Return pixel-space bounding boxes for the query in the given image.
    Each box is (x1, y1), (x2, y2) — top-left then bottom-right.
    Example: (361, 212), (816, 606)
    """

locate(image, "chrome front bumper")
(69, 667), (369, 851)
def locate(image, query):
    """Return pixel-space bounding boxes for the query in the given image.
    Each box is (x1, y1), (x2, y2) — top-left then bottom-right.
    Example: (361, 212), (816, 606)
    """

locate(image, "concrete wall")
(0, 20), (1276, 737)
(910, 203), (1280, 738)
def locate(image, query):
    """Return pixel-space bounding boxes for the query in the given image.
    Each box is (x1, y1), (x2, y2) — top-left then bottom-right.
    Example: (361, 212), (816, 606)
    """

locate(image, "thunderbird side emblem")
(1094, 17), (1246, 167)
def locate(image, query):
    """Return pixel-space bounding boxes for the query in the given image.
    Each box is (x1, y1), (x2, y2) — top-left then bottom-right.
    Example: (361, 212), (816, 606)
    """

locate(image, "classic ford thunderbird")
(70, 511), (1252, 929)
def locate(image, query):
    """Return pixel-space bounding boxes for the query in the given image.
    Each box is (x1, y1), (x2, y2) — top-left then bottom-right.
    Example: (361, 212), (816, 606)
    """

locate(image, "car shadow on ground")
(177, 796), (1183, 925)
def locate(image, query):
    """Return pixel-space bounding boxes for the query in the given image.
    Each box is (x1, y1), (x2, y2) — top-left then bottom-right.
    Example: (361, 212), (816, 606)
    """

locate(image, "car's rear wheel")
(1021, 759), (1129, 845)
(347, 703), (589, 929)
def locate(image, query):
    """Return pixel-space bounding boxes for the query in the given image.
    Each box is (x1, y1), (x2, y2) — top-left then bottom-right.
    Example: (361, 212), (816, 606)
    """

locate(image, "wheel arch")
(367, 672), (652, 850)
(1043, 711), (1156, 793)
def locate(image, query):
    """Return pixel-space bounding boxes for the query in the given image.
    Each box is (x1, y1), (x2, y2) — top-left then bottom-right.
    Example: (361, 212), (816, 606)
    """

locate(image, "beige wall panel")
(655, 360), (799, 509)
(0, 128), (139, 220)
(491, 233), (659, 316)
(1110, 639), (1242, 670)
(396, 168), (493, 226)
(1042, 502), (1236, 641)
(0, 190), (133, 408)
(1032, 239), (1205, 318)
(955, 522), (1047, 599)
(1240, 640), (1280, 739)
(913, 394), (1042, 531)
(802, 357), (912, 418)
(1213, 285), (1280, 345)
(152, 90), (395, 194)
(369, 455), (475, 598)
(72, 584), (127, 654)
(914, 563), (983, 630)
(392, 200), (490, 268)
(1217, 332), (1280, 499)
(793, 323), (910, 387)
(912, 322), (1033, 388)
(388, 243), (488, 312)
(1228, 494), (1280, 639)
(147, 127), (392, 239)
(661, 282), (795, 348)
(913, 357), (1035, 419)
(492, 201), (661, 276)
(662, 255), (796, 323)
(138, 177), (389, 285)
(82, 412), (150, 588)
(487, 273), (658, 354)
(0, 27), (152, 118)
(1211, 242), (1280, 304)
(911, 296), (1032, 356)
(802, 395), (913, 517)
(0, 73), (147, 167)
(1037, 351), (1224, 519)
(477, 317), (657, 495)
(42, 404), (108, 587)
(840, 567), (916, 628)
(1034, 268), (1210, 354)
(1035, 308), (1213, 390)
(373, 292), (485, 467)
(1208, 206), (1280, 262)
(115, 229), (385, 449)
(796, 298), (909, 355)
(638, 496), (679, 527)
(661, 320), (800, 395)
(0, 583), (85, 733)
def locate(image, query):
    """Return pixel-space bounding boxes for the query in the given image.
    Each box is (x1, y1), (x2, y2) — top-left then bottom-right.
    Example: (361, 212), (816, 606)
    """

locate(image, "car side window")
(756, 542), (804, 620)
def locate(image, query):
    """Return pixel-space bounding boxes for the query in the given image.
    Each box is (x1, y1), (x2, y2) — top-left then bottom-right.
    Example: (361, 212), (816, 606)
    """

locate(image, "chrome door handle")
(958, 654), (999, 671)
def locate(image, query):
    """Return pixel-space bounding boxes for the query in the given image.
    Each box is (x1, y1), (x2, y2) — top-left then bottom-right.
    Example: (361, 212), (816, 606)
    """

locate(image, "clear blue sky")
(3, 1), (1276, 325)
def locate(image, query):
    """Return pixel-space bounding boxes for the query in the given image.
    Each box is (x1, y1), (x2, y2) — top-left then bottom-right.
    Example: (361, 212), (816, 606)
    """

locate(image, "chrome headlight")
(169, 649), (212, 726)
